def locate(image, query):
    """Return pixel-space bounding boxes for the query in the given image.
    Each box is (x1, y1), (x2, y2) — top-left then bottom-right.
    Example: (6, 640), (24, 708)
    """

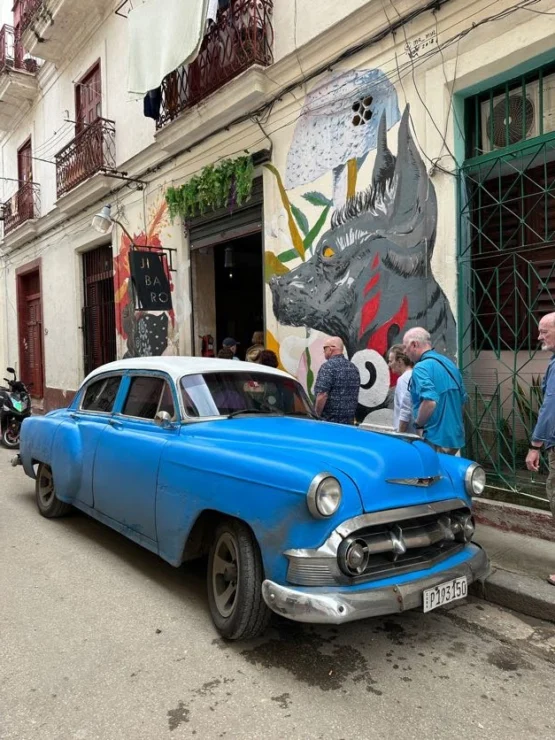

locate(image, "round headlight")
(307, 473), (342, 518)
(465, 464), (486, 496)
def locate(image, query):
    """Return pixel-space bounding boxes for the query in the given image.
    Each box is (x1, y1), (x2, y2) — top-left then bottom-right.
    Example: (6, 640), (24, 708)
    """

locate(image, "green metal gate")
(458, 132), (555, 509)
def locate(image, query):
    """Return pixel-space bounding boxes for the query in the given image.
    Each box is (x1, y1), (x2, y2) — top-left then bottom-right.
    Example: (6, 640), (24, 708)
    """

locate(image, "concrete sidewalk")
(472, 523), (555, 623)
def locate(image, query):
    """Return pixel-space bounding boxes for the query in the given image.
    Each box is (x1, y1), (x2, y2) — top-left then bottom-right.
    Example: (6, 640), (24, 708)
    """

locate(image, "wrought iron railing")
(55, 118), (116, 199)
(0, 24), (37, 73)
(157, 0), (274, 128)
(18, 0), (44, 34)
(458, 135), (555, 510)
(2, 181), (40, 234)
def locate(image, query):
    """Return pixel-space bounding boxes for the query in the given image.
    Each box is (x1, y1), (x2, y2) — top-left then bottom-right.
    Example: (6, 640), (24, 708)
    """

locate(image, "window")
(122, 376), (175, 420)
(81, 376), (121, 413)
(180, 371), (314, 419)
(462, 64), (555, 351)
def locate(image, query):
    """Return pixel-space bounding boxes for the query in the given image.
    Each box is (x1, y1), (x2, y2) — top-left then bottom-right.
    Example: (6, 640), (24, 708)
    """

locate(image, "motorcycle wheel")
(2, 423), (20, 449)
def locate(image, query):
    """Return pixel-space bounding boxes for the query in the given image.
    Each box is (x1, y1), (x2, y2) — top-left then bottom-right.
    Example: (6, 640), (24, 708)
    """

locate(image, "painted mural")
(114, 200), (179, 358)
(265, 69), (456, 424)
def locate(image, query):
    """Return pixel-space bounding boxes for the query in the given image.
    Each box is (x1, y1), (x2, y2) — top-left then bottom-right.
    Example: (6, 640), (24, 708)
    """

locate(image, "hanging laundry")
(143, 87), (162, 120)
(207, 0), (218, 26)
(128, 0), (209, 96)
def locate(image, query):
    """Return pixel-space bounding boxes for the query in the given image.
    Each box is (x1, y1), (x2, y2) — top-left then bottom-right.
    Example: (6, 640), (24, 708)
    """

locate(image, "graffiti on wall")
(265, 69), (456, 423)
(114, 200), (178, 358)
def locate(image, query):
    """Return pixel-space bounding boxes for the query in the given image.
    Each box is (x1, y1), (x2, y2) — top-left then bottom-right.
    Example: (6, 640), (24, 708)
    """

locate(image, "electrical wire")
(1, 0), (548, 254)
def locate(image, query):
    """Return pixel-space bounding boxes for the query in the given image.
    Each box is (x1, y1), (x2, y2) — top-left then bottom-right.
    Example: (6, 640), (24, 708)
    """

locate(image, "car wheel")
(207, 519), (271, 641)
(35, 463), (71, 518)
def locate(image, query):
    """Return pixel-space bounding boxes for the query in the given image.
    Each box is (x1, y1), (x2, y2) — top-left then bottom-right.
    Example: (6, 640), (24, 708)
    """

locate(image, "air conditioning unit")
(481, 80), (540, 153)
(542, 72), (555, 135)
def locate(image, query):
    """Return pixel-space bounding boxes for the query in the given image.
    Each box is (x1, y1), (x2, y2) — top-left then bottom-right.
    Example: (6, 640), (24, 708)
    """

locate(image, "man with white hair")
(314, 336), (360, 424)
(402, 327), (468, 454)
(525, 312), (555, 586)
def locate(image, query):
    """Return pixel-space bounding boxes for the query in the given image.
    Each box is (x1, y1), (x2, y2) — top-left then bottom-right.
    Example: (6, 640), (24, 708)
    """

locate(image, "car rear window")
(122, 376), (175, 420)
(81, 376), (121, 413)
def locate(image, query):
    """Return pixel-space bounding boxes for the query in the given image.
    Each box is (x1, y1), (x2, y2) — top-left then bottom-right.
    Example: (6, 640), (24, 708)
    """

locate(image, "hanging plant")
(165, 155), (254, 223)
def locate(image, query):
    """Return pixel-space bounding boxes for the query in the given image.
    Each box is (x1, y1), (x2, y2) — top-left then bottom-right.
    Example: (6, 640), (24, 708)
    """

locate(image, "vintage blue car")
(18, 357), (489, 640)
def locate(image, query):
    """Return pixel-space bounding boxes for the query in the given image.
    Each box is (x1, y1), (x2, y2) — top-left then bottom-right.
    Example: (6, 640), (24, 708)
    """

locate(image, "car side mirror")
(155, 410), (173, 428)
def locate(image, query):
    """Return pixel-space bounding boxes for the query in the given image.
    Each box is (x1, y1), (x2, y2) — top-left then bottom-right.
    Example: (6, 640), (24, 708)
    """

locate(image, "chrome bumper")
(262, 545), (489, 625)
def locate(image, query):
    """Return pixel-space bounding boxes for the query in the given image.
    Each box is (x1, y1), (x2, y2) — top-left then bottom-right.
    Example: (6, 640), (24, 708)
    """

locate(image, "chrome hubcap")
(38, 467), (54, 507)
(212, 532), (239, 618)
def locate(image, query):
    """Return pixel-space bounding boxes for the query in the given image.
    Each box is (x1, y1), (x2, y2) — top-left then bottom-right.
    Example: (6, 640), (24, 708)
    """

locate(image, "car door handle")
(109, 418), (123, 430)
(69, 412), (79, 421)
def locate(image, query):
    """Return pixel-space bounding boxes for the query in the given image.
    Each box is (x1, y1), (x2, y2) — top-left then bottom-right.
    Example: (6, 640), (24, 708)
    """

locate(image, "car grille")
(286, 507), (472, 586)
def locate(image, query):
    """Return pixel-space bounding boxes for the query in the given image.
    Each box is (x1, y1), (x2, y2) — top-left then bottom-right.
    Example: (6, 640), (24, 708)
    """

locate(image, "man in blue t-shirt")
(402, 327), (468, 454)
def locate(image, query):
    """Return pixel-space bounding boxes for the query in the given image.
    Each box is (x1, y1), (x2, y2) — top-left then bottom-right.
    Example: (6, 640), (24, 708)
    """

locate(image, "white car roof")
(84, 356), (292, 386)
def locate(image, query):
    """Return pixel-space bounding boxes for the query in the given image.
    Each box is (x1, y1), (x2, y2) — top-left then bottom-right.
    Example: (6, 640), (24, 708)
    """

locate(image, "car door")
(51, 374), (123, 506)
(92, 373), (179, 543)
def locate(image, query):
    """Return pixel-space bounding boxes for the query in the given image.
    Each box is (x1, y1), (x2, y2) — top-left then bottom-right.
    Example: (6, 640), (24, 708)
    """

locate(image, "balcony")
(18, 0), (112, 63)
(1, 181), (40, 248)
(0, 25), (38, 131)
(156, 0), (273, 149)
(55, 118), (116, 213)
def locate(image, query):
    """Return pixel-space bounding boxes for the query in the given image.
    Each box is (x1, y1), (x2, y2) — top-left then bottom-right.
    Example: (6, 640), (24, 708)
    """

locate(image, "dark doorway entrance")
(82, 245), (116, 375)
(213, 233), (264, 359)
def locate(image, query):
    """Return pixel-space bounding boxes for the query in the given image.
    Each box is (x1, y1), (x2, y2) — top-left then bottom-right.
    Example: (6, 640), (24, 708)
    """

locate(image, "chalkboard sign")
(129, 251), (173, 311)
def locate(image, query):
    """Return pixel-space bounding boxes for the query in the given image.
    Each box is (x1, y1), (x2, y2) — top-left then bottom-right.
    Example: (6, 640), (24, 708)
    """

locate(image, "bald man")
(403, 327), (468, 454)
(525, 312), (555, 586)
(314, 337), (360, 424)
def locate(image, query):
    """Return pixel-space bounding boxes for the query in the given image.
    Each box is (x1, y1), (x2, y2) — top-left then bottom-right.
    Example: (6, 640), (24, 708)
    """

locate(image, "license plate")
(423, 576), (467, 612)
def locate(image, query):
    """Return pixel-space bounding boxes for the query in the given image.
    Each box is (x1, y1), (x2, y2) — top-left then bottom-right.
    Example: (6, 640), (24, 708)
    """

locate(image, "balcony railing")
(0, 24), (37, 73)
(18, 0), (43, 35)
(55, 118), (116, 199)
(2, 181), (41, 235)
(157, 0), (273, 129)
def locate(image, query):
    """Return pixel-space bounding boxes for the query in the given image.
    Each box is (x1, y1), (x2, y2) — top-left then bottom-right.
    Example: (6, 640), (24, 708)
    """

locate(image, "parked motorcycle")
(0, 367), (31, 449)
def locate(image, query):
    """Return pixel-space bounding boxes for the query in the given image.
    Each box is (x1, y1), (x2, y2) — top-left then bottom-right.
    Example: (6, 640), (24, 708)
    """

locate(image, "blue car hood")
(184, 417), (464, 513)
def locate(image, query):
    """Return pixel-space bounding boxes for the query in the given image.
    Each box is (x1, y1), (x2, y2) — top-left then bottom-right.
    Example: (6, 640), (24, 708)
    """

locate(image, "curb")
(473, 498), (555, 542)
(470, 567), (555, 624)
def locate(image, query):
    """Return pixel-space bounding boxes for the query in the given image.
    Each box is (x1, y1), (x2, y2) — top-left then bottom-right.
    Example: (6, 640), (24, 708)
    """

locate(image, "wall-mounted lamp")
(92, 204), (134, 243)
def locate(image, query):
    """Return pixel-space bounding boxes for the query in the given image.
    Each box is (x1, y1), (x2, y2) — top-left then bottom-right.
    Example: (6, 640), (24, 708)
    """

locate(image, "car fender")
(155, 437), (363, 581)
(20, 415), (64, 478)
(50, 418), (85, 502)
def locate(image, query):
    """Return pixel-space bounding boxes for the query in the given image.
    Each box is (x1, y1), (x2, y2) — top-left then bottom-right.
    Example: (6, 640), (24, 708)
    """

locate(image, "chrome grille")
(285, 507), (473, 586)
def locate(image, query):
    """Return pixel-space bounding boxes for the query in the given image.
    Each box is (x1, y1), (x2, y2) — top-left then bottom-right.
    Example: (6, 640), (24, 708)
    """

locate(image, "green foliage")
(165, 155), (254, 222)
(515, 376), (544, 440)
(291, 204), (309, 236)
(302, 191), (333, 207)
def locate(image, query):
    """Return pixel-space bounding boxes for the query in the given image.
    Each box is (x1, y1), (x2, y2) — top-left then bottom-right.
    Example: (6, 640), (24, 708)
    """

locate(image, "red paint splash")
(113, 201), (175, 340)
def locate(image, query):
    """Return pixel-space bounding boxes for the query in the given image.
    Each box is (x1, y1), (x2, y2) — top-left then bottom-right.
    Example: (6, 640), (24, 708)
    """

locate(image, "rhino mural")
(270, 105), (456, 420)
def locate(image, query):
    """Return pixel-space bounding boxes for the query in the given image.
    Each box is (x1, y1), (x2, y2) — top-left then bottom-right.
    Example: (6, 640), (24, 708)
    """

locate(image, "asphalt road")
(1, 446), (554, 740)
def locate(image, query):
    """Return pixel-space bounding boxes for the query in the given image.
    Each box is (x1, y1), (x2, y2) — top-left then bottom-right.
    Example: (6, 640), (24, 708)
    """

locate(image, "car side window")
(81, 376), (121, 413)
(122, 376), (175, 420)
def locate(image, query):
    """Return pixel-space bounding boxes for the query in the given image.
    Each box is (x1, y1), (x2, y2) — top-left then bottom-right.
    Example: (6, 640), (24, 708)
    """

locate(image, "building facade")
(1, 0), (554, 505)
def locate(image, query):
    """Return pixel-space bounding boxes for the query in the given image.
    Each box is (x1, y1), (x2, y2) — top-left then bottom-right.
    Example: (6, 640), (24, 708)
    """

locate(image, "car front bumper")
(261, 545), (489, 625)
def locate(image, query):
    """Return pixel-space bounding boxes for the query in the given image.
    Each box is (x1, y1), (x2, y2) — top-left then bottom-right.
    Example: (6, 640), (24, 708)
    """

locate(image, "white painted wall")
(1, 0), (555, 402)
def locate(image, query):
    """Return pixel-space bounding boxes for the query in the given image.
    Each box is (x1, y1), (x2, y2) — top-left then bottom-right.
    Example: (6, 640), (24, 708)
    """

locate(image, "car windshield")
(180, 371), (315, 419)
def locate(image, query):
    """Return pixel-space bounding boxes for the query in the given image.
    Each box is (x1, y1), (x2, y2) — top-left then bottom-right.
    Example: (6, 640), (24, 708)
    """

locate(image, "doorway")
(82, 245), (116, 376)
(17, 265), (44, 398)
(192, 232), (264, 358)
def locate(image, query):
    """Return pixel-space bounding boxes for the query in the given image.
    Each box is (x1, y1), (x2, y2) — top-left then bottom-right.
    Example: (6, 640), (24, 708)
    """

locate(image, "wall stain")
(271, 692), (292, 709)
(167, 701), (190, 731)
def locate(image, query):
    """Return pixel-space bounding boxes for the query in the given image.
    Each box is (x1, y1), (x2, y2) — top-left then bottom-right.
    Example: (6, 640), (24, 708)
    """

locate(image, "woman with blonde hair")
(246, 330), (265, 362)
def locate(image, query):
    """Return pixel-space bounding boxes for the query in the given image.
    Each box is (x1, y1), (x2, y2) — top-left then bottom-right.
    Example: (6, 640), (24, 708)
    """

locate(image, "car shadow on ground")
(16, 485), (480, 686)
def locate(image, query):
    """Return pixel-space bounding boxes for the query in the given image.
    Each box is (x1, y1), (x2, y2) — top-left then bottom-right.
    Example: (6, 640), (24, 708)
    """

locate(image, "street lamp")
(91, 204), (134, 243)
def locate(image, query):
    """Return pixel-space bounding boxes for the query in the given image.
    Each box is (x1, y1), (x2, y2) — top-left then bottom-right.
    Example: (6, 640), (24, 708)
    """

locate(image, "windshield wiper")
(227, 408), (285, 419)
